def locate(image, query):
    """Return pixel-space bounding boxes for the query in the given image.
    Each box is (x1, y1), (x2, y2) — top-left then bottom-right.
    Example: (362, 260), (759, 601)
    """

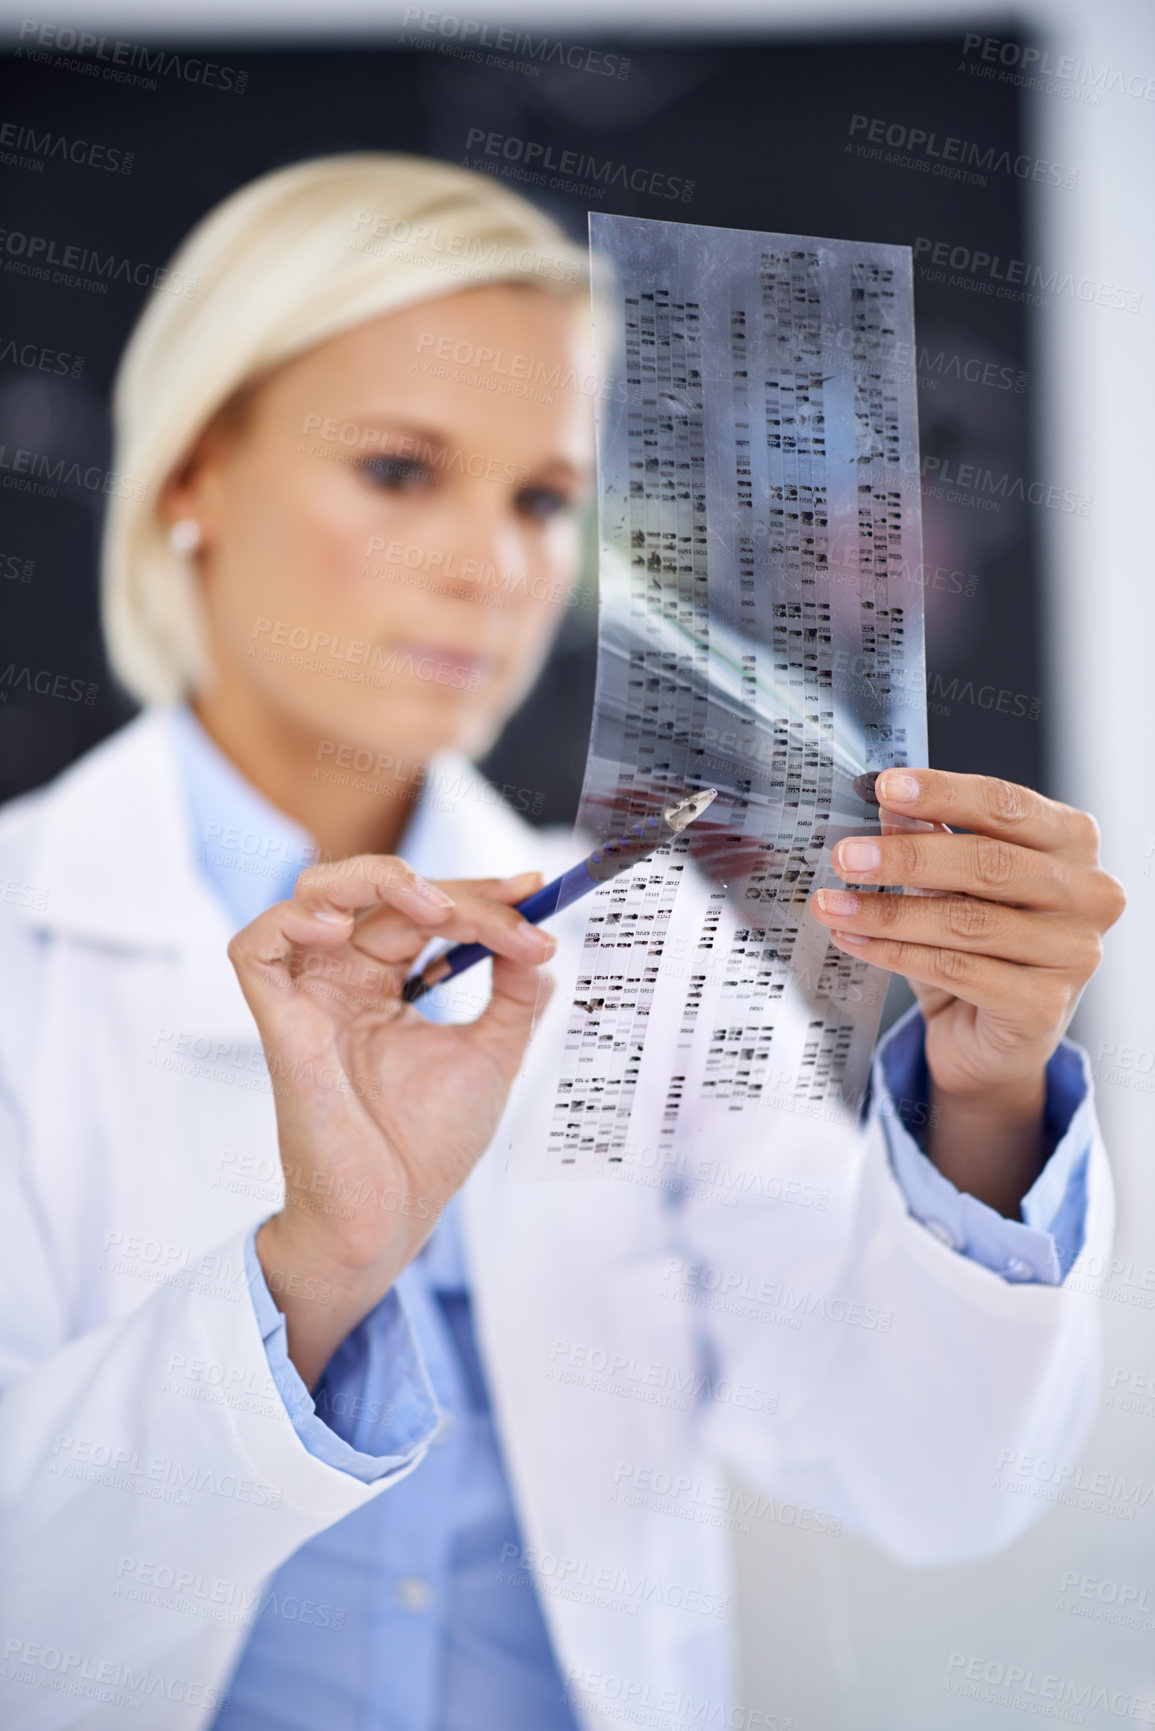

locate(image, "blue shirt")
(169, 708), (1093, 1730)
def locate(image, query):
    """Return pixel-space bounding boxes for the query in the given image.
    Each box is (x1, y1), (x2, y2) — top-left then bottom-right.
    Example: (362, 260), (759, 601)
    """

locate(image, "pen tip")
(663, 787), (719, 832)
(401, 977), (428, 1004)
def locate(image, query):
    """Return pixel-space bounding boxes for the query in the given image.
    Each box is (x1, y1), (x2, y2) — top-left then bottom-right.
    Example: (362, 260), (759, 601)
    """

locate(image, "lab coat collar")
(23, 707), (548, 1036)
(26, 707), (224, 954)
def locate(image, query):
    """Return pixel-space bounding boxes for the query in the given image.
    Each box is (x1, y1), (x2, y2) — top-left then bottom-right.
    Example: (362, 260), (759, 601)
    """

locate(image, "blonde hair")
(102, 153), (590, 705)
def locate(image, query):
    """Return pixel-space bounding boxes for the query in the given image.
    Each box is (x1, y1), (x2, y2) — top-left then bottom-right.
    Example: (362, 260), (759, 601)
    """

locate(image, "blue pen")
(401, 786), (718, 1005)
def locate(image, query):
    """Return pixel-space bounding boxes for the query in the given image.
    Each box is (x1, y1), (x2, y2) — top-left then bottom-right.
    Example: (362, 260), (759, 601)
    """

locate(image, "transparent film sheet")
(518, 213), (929, 1178)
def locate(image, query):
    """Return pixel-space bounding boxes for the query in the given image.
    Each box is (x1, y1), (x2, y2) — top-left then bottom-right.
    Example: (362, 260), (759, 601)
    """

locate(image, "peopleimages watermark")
(364, 535), (595, 615)
(547, 1340), (779, 1416)
(15, 19), (249, 95)
(0, 876), (49, 912)
(927, 672), (1041, 722)
(350, 210), (583, 285)
(1056, 1570), (1155, 1635)
(1090, 1039), (1155, 1099)
(412, 345), (558, 406)
(913, 236), (1142, 314)
(463, 128), (694, 205)
(1105, 1365), (1155, 1418)
(313, 737), (549, 820)
(161, 1350), (281, 1420)
(661, 1256), (894, 1334)
(913, 452), (1090, 517)
(960, 33), (1155, 105)
(598, 1133), (832, 1212)
(2, 1634), (230, 1716)
(147, 1024), (385, 1106)
(0, 664), (97, 705)
(994, 1448), (1155, 1521)
(398, 8), (631, 81)
(413, 328), (625, 404)
(249, 616), (483, 693)
(0, 546), (35, 581)
(496, 1543), (730, 1620)
(0, 443), (145, 503)
(944, 1650), (1155, 1720)
(611, 1460), (843, 1541)
(299, 412), (528, 486)
(416, 320), (1018, 400)
(1064, 1249), (1155, 1309)
(212, 1151), (440, 1255)
(47, 1431), (282, 1510)
(847, 113), (1078, 189)
(911, 347), (1025, 395)
(98, 1229), (249, 1303)
(113, 1555), (346, 1633)
(0, 225), (198, 299)
(815, 315), (1023, 392)
(0, 334), (83, 377)
(563, 1664), (791, 1731)
(0, 118), (133, 175)
(197, 817), (316, 886)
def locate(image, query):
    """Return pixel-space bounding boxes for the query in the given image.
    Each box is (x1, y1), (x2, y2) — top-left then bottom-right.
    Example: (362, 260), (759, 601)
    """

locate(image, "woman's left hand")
(808, 768), (1125, 1213)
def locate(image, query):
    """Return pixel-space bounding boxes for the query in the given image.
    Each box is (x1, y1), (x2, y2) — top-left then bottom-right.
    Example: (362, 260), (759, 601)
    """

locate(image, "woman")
(0, 155), (1124, 1730)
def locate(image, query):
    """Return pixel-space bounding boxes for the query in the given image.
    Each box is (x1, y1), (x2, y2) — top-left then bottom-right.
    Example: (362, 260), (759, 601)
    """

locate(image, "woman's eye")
(360, 457), (438, 491)
(516, 486), (572, 522)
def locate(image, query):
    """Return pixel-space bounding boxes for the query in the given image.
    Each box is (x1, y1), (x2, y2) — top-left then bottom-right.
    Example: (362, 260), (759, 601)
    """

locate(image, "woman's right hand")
(226, 857), (555, 1387)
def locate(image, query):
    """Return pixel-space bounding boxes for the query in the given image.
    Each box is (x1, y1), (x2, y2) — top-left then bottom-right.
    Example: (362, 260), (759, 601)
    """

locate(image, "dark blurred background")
(0, 31), (1037, 819)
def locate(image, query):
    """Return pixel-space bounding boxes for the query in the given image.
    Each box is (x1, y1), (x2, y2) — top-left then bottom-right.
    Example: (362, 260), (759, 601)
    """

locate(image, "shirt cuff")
(244, 1227), (441, 1482)
(872, 1004), (1093, 1287)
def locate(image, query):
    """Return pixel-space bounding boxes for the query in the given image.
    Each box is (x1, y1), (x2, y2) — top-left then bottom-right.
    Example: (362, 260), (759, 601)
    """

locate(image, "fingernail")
(834, 929), (870, 945)
(414, 877), (456, 909)
(313, 907), (353, 925)
(527, 926), (556, 956)
(878, 770), (920, 804)
(816, 889), (860, 916)
(836, 840), (881, 874)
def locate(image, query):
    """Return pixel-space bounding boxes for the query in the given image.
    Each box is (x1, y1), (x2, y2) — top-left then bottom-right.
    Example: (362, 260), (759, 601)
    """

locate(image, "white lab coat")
(0, 711), (1112, 1729)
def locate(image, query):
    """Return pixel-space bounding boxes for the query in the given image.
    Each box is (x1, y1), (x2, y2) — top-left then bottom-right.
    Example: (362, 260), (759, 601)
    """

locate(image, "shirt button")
(923, 1219), (961, 1251)
(1004, 1257), (1036, 1282)
(396, 1576), (433, 1612)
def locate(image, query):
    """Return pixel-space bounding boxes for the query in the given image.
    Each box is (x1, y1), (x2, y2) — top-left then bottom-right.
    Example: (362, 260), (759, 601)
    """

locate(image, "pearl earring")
(170, 518), (202, 553)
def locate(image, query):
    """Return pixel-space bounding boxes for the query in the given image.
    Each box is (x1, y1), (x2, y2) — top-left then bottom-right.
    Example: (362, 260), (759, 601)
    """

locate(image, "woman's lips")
(390, 641), (496, 689)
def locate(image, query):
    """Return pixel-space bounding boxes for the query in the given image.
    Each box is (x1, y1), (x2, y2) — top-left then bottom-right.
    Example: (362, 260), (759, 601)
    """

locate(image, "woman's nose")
(434, 492), (529, 601)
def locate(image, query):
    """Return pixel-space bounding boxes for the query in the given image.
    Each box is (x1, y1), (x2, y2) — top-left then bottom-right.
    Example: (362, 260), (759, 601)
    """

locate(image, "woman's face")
(168, 283), (595, 761)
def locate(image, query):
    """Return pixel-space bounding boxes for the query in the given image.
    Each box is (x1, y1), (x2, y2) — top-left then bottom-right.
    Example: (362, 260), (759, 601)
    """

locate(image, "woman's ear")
(161, 377), (262, 544)
(158, 420), (232, 547)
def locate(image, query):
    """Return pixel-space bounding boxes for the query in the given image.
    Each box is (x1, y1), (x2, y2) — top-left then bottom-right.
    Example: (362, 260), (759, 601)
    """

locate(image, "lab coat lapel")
(25, 708), (257, 1043)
